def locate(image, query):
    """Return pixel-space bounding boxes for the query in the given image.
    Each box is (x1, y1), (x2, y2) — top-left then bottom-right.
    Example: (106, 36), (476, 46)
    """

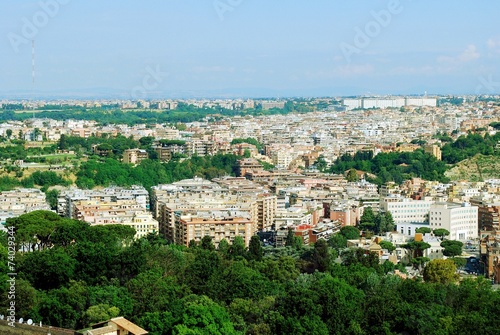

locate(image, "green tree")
(316, 275), (365, 334)
(360, 207), (375, 232)
(58, 134), (69, 150)
(346, 168), (359, 182)
(248, 235), (263, 261)
(228, 297), (275, 334)
(173, 295), (239, 335)
(402, 240), (431, 263)
(340, 226), (360, 240)
(292, 236), (303, 250)
(441, 240), (463, 257)
(201, 235), (215, 251)
(328, 233), (347, 250)
(218, 239), (230, 257)
(7, 210), (61, 250)
(18, 247), (77, 290)
(88, 284), (134, 318)
(374, 213), (387, 235)
(433, 228), (450, 240)
(285, 228), (295, 247)
(45, 189), (60, 210)
(384, 211), (395, 233)
(51, 218), (90, 247)
(415, 227), (432, 234)
(229, 236), (247, 259)
(315, 156), (328, 171)
(379, 240), (396, 253)
(127, 268), (185, 316)
(423, 259), (459, 284)
(84, 304), (120, 326)
(341, 248), (380, 269)
(312, 239), (331, 272)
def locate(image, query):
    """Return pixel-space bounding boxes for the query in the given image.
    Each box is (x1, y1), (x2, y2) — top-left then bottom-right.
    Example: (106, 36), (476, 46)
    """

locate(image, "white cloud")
(487, 38), (500, 54)
(438, 44), (480, 65)
(488, 38), (500, 49)
(458, 45), (480, 62)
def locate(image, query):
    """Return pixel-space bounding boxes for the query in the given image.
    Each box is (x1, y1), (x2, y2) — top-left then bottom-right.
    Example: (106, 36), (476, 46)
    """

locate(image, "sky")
(1, 0), (500, 99)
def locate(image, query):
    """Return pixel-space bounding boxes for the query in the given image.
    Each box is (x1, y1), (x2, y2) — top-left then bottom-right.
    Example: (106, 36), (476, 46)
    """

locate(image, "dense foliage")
(76, 154), (241, 190)
(328, 149), (449, 184)
(2, 212), (500, 334)
(0, 102), (315, 125)
(441, 132), (500, 164)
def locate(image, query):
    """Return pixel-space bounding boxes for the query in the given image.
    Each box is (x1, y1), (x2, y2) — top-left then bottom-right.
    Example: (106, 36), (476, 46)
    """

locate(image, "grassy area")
(26, 153), (76, 159)
(445, 154), (500, 181)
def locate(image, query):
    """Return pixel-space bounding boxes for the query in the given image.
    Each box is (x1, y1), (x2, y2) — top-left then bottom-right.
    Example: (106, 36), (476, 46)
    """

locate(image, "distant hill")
(445, 154), (500, 181)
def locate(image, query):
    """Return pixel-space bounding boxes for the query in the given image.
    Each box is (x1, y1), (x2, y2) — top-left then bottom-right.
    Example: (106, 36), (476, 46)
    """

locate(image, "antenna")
(32, 40), (35, 119)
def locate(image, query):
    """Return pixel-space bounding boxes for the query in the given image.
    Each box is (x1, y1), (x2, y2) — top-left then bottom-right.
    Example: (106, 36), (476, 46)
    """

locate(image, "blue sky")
(1, 0), (499, 98)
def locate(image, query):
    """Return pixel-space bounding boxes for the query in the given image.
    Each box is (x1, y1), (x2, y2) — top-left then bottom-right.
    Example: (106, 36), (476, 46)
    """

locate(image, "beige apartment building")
(71, 199), (158, 239)
(0, 188), (51, 226)
(123, 148), (149, 165)
(152, 178), (277, 242)
(175, 212), (253, 248)
(424, 144), (442, 160)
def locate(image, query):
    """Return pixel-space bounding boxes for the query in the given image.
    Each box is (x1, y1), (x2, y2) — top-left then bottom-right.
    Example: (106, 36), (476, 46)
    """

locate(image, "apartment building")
(424, 144), (442, 161)
(381, 196), (434, 225)
(122, 148), (148, 165)
(157, 193), (258, 242)
(71, 199), (158, 239)
(479, 232), (500, 283)
(0, 188), (51, 227)
(260, 101), (285, 110)
(175, 211), (253, 248)
(256, 194), (277, 231)
(153, 142), (186, 162)
(58, 186), (149, 218)
(429, 202), (478, 241)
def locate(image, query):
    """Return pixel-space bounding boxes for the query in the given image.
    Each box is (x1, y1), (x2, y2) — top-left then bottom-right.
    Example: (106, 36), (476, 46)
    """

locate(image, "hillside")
(445, 154), (500, 181)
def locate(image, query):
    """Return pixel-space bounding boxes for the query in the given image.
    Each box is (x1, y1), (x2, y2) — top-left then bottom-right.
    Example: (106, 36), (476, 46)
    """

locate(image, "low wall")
(0, 320), (77, 335)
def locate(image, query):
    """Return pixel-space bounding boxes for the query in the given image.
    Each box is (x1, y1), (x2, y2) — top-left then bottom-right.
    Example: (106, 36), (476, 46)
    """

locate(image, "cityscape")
(1, 1), (500, 335)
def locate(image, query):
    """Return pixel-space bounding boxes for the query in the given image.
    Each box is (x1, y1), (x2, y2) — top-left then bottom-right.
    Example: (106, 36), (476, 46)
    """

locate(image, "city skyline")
(1, 0), (500, 98)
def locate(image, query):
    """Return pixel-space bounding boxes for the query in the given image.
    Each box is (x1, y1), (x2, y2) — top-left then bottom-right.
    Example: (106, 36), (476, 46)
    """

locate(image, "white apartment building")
(271, 150), (293, 169)
(343, 97), (437, 110)
(381, 196), (434, 225)
(58, 185), (150, 217)
(72, 199), (158, 239)
(0, 188), (51, 228)
(429, 202), (478, 241)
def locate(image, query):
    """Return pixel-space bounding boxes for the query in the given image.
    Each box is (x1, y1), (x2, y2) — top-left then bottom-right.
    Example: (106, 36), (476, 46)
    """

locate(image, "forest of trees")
(1, 211), (500, 335)
(75, 154), (241, 190)
(0, 101), (315, 125)
(324, 130), (500, 185)
(327, 149), (450, 185)
(440, 132), (500, 164)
